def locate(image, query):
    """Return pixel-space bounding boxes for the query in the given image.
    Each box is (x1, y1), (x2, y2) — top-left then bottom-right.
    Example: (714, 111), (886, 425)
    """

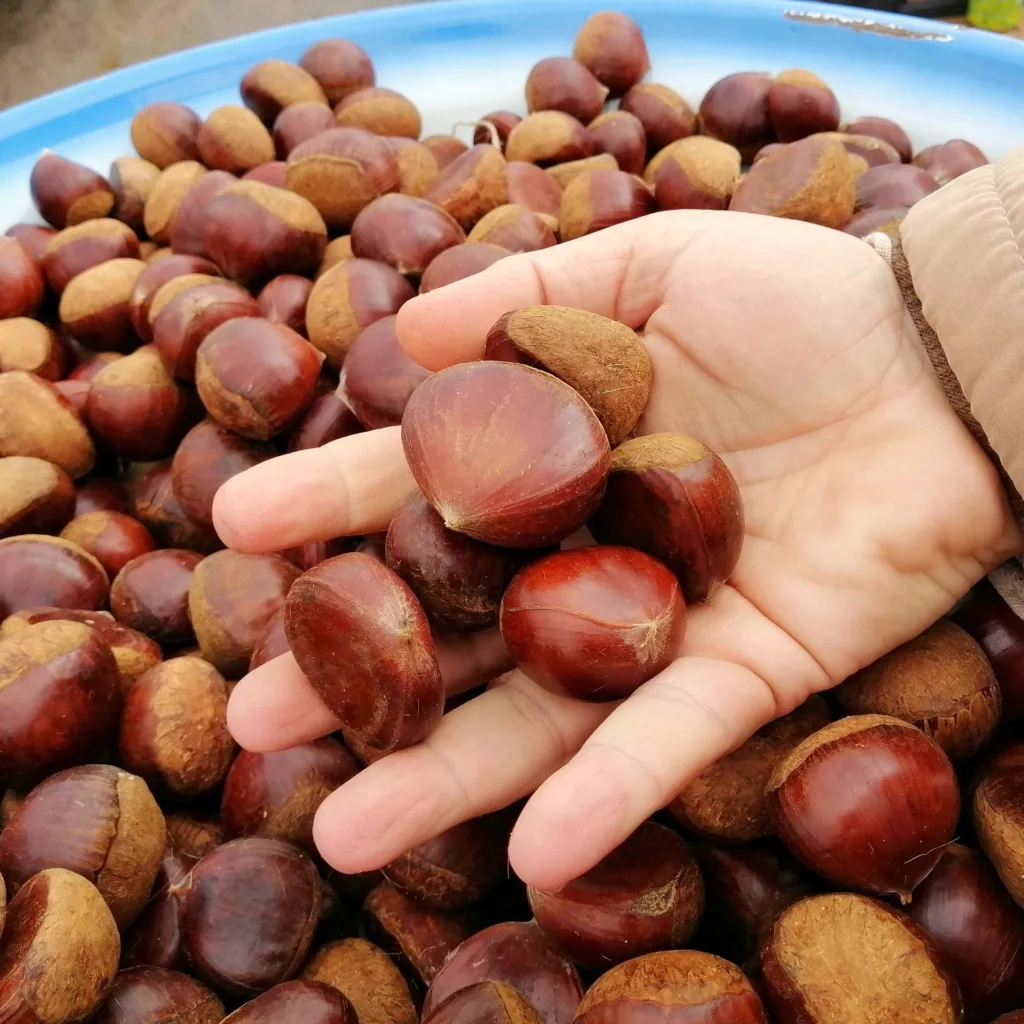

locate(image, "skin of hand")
(214, 210), (1020, 894)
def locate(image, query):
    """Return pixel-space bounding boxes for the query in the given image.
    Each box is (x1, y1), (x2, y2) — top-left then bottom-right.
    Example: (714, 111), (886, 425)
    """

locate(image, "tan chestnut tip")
(199, 105), (275, 169)
(774, 68), (831, 90)
(645, 136), (741, 191)
(45, 217), (138, 255)
(546, 152), (617, 190)
(505, 111), (590, 165)
(243, 58), (329, 106)
(58, 257), (147, 325)
(143, 159), (207, 241)
(610, 432), (713, 471)
(219, 179), (328, 236)
(335, 87), (422, 139)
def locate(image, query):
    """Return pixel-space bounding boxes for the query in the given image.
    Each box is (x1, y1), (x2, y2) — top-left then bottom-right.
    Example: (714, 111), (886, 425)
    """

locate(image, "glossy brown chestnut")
(152, 280), (262, 381)
(119, 656), (235, 798)
(0, 535), (109, 618)
(647, 136), (742, 211)
(0, 456), (76, 538)
(419, 242), (509, 293)
(351, 194), (465, 276)
(131, 462), (223, 554)
(120, 848), (193, 971)
(196, 105), (275, 173)
(842, 116), (913, 163)
(526, 57), (609, 124)
(303, 938), (417, 1024)
(338, 315), (430, 430)
(167, 170), (237, 257)
(0, 617), (120, 781)
(974, 744), (1024, 908)
(128, 253), (222, 342)
(0, 869), (120, 1024)
(574, 950), (768, 1024)
(588, 433), (743, 603)
(305, 257), (415, 366)
(58, 256), (147, 351)
(334, 87), (422, 139)
(422, 921), (583, 1024)
(285, 552), (444, 754)
(766, 715), (960, 902)
(42, 218), (140, 293)
(468, 204), (556, 253)
(507, 161), (565, 218)
(272, 102), (338, 158)
(766, 70), (840, 142)
(0, 236), (46, 320)
(559, 167), (654, 241)
(92, 966), (225, 1024)
(287, 390), (362, 450)
(621, 83), (697, 156)
(189, 549), (300, 678)
(109, 156), (161, 234)
(220, 738), (359, 852)
(171, 419), (276, 529)
(402, 361), (611, 548)
(586, 111), (646, 174)
(426, 145), (510, 231)
(698, 72), (775, 162)
(110, 547), (202, 644)
(131, 103), (203, 169)
(573, 11), (650, 96)
(224, 980), (357, 1024)
(59, 510), (157, 577)
(300, 38), (376, 105)
(502, 546), (685, 701)
(203, 180), (327, 289)
(143, 161), (207, 245)
(30, 153), (115, 229)
(836, 620), (1000, 761)
(424, 981), (542, 1024)
(760, 893), (962, 1024)
(257, 274), (313, 335)
(385, 137), (440, 197)
(914, 139), (988, 185)
(5, 222), (57, 263)
(75, 477), (130, 517)
(423, 134), (472, 170)
(671, 696), (831, 840)
(240, 59), (328, 126)
(286, 127), (400, 231)
(249, 608), (291, 669)
(180, 837), (322, 996)
(475, 111), (523, 148)
(0, 763), (165, 929)
(855, 163), (938, 211)
(505, 112), (595, 167)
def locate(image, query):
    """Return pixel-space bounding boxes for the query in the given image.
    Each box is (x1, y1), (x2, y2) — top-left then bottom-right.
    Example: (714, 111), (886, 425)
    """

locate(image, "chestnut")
(69, 351), (122, 383)
(119, 656), (235, 798)
(58, 257), (148, 352)
(180, 837), (322, 995)
(671, 696), (831, 841)
(257, 274), (313, 335)
(855, 162), (938, 211)
(286, 127), (400, 231)
(171, 419), (275, 529)
(363, 880), (472, 985)
(505, 112), (595, 167)
(195, 317), (321, 439)
(351, 194), (466, 276)
(507, 161), (565, 218)
(836, 619), (1000, 761)
(766, 714), (960, 902)
(272, 102), (338, 158)
(131, 462), (223, 554)
(110, 156), (161, 234)
(914, 139), (988, 185)
(648, 136), (742, 211)
(422, 921), (583, 1024)
(75, 477), (130, 517)
(698, 72), (775, 162)
(588, 433), (743, 603)
(0, 763), (165, 929)
(317, 235), (355, 276)
(249, 608), (291, 669)
(305, 257), (414, 366)
(85, 345), (195, 459)
(338, 315), (430, 430)
(168, 170), (237, 257)
(501, 544), (684, 701)
(843, 205), (908, 240)
(120, 848), (193, 971)
(203, 181), (327, 289)
(425, 145), (510, 231)
(165, 813), (224, 860)
(526, 57), (609, 124)
(241, 59), (328, 126)
(196, 105), (275, 173)
(220, 738), (359, 851)
(468, 204), (556, 253)
(224, 980), (357, 1024)
(5, 222), (57, 263)
(0, 869), (120, 1024)
(0, 535), (109, 619)
(424, 981), (541, 1024)
(303, 938), (417, 1024)
(59, 510), (157, 577)
(545, 153), (617, 190)
(529, 821), (702, 970)
(974, 743), (1024, 908)
(129, 253), (222, 342)
(285, 552), (444, 755)
(53, 378), (91, 417)
(30, 153), (115, 229)
(0, 235), (46, 320)
(842, 116), (913, 163)
(189, 549), (300, 678)
(143, 161), (208, 245)
(334, 87), (422, 139)
(575, 950), (767, 1024)
(287, 390), (362, 451)
(242, 160), (289, 187)
(423, 135), (471, 170)
(152, 280), (261, 381)
(0, 456), (76, 538)
(475, 111), (523, 148)
(386, 137), (441, 197)
(760, 893), (962, 1024)
(93, 966), (224, 1024)
(822, 130), (902, 170)
(766, 70), (840, 142)
(573, 11), (650, 96)
(300, 38), (375, 105)
(402, 361), (610, 548)
(42, 218), (140, 293)
(131, 103), (202, 169)
(420, 242), (509, 293)
(621, 83), (697, 155)
(559, 167), (654, 241)
(587, 110), (646, 175)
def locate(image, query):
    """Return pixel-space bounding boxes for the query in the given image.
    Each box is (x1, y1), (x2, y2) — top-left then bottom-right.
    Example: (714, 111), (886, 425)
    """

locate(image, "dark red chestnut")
(110, 156), (161, 235)
(92, 966), (224, 1024)
(131, 462), (223, 554)
(559, 167), (654, 241)
(573, 11), (650, 96)
(505, 112), (595, 167)
(525, 57), (609, 124)
(220, 738), (359, 852)
(620, 83), (697, 155)
(766, 715), (961, 902)
(468, 204), (556, 253)
(698, 72), (775, 162)
(240, 59), (328, 126)
(5, 222), (57, 263)
(855, 163), (938, 211)
(285, 552), (444, 755)
(258, 274), (313, 335)
(973, 743), (1024, 909)
(129, 253), (222, 342)
(30, 153), (115, 228)
(0, 456), (76, 538)
(249, 608), (291, 669)
(0, 534), (109, 618)
(121, 849), (195, 971)
(75, 477), (130, 517)
(131, 103), (203, 169)
(914, 139), (988, 185)
(402, 361), (610, 548)
(587, 110), (646, 175)
(110, 548), (203, 645)
(423, 135), (471, 170)
(351, 194), (466, 276)
(180, 837), (322, 995)
(287, 388), (362, 451)
(842, 116), (913, 163)
(59, 510), (157, 577)
(168, 170), (237, 257)
(223, 980), (357, 1024)
(0, 236), (45, 320)
(767, 70), (840, 142)
(42, 218), (140, 293)
(273, 102), (338, 158)
(588, 433), (743, 603)
(475, 111), (523, 148)
(424, 981), (541, 1024)
(299, 38), (376, 105)
(419, 242), (509, 293)
(506, 162), (564, 218)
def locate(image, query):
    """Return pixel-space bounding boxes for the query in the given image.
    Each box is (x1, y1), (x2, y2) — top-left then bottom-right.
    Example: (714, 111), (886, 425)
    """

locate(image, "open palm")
(215, 210), (1017, 893)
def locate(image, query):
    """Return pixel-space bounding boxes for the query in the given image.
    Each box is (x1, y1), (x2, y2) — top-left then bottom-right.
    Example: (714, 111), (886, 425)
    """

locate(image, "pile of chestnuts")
(0, 8), (1018, 1024)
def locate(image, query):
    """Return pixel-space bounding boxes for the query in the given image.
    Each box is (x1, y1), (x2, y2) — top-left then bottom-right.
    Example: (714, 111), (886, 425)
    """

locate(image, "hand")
(215, 210), (1018, 893)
